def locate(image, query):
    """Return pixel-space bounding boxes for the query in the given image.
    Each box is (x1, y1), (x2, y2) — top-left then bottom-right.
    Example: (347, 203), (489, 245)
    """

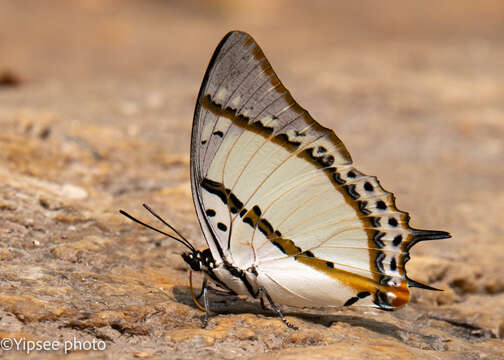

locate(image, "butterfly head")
(182, 248), (216, 273)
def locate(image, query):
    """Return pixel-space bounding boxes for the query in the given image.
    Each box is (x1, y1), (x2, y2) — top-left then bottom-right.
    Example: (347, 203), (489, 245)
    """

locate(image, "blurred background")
(2, 0), (504, 79)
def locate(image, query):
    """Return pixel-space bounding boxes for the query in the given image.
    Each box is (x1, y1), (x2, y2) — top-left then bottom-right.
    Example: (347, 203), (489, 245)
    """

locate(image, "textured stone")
(165, 328), (232, 345)
(0, 248), (18, 261)
(235, 327), (257, 341)
(255, 339), (442, 360)
(0, 295), (76, 322)
(435, 286), (456, 306)
(484, 275), (504, 295)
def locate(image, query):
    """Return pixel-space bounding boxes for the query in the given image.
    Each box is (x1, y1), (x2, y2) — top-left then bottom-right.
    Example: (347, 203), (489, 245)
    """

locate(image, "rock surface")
(1, 1), (503, 359)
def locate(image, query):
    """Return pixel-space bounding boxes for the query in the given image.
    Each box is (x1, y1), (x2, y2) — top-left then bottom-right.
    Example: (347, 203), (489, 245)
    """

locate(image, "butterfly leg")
(201, 281), (210, 328)
(195, 278), (208, 300)
(260, 297), (268, 311)
(259, 286), (298, 330)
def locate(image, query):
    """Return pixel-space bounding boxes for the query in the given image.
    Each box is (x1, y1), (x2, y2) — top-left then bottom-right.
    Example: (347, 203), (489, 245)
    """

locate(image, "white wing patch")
(257, 257), (362, 308)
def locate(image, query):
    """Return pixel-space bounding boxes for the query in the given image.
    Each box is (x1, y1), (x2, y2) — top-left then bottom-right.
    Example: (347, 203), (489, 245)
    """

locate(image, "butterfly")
(120, 30), (450, 329)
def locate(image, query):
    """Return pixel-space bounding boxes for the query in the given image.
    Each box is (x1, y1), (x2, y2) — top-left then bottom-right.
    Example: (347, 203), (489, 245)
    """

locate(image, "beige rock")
(165, 327), (231, 345)
(0, 199), (16, 211)
(255, 339), (439, 360)
(484, 275), (504, 295)
(0, 248), (17, 261)
(235, 327), (257, 341)
(133, 352), (155, 359)
(436, 286), (456, 306)
(0, 295), (75, 322)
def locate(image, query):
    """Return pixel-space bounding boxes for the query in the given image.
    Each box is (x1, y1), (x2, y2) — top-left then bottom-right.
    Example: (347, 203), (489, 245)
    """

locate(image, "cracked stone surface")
(1, 1), (503, 359)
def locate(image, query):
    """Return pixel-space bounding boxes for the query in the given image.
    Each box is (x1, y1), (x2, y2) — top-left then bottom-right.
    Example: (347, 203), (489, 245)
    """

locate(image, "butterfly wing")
(190, 31), (450, 309)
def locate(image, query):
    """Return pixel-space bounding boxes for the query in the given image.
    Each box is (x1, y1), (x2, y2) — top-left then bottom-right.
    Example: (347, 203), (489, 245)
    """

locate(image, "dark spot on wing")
(343, 184), (360, 199)
(364, 182), (374, 192)
(358, 200), (371, 215)
(258, 218), (274, 237)
(298, 147), (335, 168)
(370, 217), (381, 228)
(201, 178), (243, 214)
(201, 178), (227, 204)
(332, 171), (346, 185)
(393, 235), (403, 246)
(390, 257), (397, 271)
(375, 251), (385, 273)
(357, 291), (371, 298)
(376, 200), (386, 210)
(373, 231), (386, 248)
(228, 192), (243, 214)
(344, 297), (359, 306)
(272, 133), (300, 152)
(252, 205), (262, 216)
(373, 290), (392, 310)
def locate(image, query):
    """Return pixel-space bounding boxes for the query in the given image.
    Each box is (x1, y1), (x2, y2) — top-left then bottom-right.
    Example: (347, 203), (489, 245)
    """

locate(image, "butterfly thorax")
(182, 248), (217, 272)
(182, 248), (260, 297)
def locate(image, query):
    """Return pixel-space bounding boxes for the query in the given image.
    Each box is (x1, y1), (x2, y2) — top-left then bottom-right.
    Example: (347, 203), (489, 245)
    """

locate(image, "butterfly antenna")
(142, 204), (190, 244)
(119, 209), (196, 252)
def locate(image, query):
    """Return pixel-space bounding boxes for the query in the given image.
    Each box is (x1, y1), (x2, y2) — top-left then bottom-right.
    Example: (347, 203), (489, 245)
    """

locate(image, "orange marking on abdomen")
(385, 280), (410, 307)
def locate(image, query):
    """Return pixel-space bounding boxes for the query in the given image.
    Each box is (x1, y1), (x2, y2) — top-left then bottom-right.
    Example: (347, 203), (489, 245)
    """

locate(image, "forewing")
(191, 31), (352, 262)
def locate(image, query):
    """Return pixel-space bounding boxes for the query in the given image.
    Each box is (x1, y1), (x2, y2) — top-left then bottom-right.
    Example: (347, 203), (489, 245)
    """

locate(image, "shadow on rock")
(172, 285), (436, 345)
